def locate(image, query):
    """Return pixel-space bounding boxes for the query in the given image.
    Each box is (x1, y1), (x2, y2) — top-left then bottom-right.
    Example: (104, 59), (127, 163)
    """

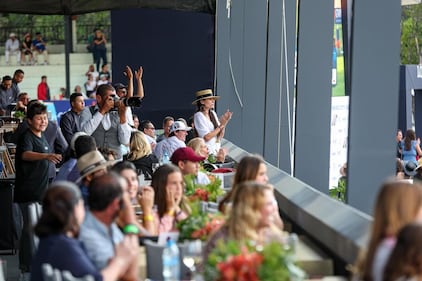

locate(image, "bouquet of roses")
(177, 200), (224, 241)
(184, 174), (224, 202)
(204, 240), (306, 281)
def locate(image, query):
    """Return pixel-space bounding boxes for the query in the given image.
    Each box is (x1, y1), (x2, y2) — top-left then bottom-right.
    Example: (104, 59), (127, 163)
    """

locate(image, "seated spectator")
(5, 33), (21, 65)
(111, 161), (154, 235)
(187, 137), (226, 163)
(98, 147), (119, 161)
(85, 64), (99, 81)
(31, 181), (138, 281)
(204, 181), (283, 259)
(170, 147), (210, 185)
(383, 223), (422, 281)
(154, 120), (191, 160)
(20, 33), (33, 65)
(150, 164), (191, 235)
(125, 131), (158, 180)
(60, 92), (86, 145)
(156, 116), (174, 143)
(140, 119), (157, 149)
(132, 115), (140, 130)
(96, 74), (109, 87)
(353, 180), (422, 281)
(0, 75), (15, 115)
(54, 133), (96, 183)
(217, 154), (284, 230)
(185, 115), (196, 143)
(73, 85), (87, 99)
(98, 63), (111, 82)
(15, 92), (29, 113)
(78, 173), (140, 281)
(32, 32), (49, 65)
(85, 73), (97, 98)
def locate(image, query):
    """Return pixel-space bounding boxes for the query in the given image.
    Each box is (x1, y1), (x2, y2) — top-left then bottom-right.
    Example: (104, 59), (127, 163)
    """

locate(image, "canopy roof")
(0, 0), (215, 15)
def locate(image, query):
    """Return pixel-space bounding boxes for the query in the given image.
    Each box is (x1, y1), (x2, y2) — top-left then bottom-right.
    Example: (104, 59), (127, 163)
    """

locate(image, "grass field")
(332, 55), (345, 97)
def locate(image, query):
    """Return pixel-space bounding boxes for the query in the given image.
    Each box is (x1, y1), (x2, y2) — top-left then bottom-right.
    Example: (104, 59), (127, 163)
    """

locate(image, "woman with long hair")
(193, 89), (232, 155)
(125, 131), (158, 180)
(401, 128), (422, 165)
(354, 180), (422, 281)
(30, 181), (138, 281)
(383, 223), (422, 281)
(150, 164), (191, 235)
(204, 181), (281, 258)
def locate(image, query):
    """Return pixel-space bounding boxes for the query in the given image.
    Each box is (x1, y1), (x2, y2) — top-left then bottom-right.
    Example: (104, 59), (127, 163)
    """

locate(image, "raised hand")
(135, 66), (143, 81)
(123, 65), (133, 80)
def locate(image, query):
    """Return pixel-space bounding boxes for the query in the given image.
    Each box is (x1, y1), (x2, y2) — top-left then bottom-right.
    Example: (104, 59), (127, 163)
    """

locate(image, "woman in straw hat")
(193, 89), (233, 155)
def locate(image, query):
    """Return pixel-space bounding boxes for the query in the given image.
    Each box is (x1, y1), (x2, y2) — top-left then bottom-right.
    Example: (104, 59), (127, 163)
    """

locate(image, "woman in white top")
(193, 89), (232, 155)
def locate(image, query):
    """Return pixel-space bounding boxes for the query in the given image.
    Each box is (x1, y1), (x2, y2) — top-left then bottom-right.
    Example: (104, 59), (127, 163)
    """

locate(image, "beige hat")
(9, 33), (16, 38)
(76, 150), (115, 181)
(192, 89), (219, 105)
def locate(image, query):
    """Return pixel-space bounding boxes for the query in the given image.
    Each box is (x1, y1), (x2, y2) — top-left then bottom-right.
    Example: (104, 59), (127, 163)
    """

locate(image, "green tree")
(401, 4), (422, 64)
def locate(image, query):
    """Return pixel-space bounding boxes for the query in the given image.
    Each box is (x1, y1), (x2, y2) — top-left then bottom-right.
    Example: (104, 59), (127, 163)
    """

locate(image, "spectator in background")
(20, 33), (33, 65)
(85, 73), (97, 98)
(140, 120), (157, 149)
(37, 75), (50, 101)
(193, 89), (233, 155)
(93, 29), (107, 71)
(85, 64), (99, 81)
(96, 74), (109, 87)
(401, 128), (422, 166)
(15, 92), (29, 113)
(170, 147), (210, 185)
(60, 93), (86, 144)
(32, 32), (49, 65)
(0, 75), (15, 115)
(12, 69), (24, 98)
(132, 115), (140, 130)
(125, 131), (158, 180)
(154, 120), (191, 160)
(397, 129), (403, 159)
(156, 116), (174, 143)
(5, 32), (21, 65)
(99, 63), (111, 83)
(73, 85), (87, 99)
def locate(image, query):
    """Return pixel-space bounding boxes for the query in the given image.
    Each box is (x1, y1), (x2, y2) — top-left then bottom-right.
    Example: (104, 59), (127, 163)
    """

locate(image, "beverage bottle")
(162, 151), (170, 164)
(162, 238), (180, 281)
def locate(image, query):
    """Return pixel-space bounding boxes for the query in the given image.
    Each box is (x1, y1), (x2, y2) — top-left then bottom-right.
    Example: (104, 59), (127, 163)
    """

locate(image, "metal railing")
(0, 24), (111, 45)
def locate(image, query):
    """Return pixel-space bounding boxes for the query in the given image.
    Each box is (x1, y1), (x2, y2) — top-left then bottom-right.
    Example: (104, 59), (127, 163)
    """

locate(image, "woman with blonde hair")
(125, 131), (158, 180)
(204, 181), (281, 258)
(355, 180), (422, 281)
(187, 137), (226, 163)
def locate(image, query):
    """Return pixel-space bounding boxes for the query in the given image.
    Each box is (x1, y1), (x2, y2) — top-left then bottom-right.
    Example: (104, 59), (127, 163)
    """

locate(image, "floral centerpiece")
(204, 240), (306, 281)
(177, 200), (224, 241)
(184, 174), (225, 202)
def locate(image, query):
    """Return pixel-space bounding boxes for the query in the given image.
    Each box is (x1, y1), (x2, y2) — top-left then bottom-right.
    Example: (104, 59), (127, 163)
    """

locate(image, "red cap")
(170, 147), (205, 164)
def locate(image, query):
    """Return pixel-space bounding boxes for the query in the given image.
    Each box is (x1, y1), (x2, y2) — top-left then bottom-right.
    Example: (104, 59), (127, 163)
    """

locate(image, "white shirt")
(194, 110), (221, 155)
(5, 38), (20, 52)
(154, 135), (186, 160)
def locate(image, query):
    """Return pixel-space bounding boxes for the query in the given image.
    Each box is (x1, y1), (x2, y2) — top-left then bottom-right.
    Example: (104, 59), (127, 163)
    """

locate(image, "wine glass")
(182, 240), (203, 280)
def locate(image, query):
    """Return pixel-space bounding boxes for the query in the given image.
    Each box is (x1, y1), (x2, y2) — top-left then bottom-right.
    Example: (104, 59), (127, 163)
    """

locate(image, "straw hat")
(192, 89), (219, 105)
(76, 150), (115, 181)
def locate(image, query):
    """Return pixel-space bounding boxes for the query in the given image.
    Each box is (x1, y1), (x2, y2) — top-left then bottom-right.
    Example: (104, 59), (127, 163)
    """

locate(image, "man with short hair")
(171, 147), (210, 185)
(156, 116), (174, 143)
(12, 69), (24, 97)
(32, 32), (49, 65)
(154, 120), (191, 160)
(79, 172), (140, 280)
(60, 92), (86, 144)
(140, 119), (157, 149)
(5, 33), (20, 65)
(15, 92), (29, 113)
(0, 75), (15, 115)
(80, 84), (131, 159)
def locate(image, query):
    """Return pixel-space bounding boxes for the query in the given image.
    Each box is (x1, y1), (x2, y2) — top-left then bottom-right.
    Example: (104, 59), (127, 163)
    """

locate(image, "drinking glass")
(182, 240), (203, 280)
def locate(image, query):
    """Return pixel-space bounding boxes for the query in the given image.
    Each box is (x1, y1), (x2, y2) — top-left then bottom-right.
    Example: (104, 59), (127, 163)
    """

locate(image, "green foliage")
(401, 4), (422, 64)
(184, 174), (224, 202)
(329, 177), (346, 203)
(204, 240), (305, 281)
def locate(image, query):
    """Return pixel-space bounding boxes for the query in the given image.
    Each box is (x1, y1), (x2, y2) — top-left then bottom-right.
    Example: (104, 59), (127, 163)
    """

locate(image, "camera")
(112, 96), (143, 110)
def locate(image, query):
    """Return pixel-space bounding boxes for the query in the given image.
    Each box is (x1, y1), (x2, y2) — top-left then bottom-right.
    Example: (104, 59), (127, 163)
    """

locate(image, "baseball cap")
(170, 147), (205, 164)
(170, 121), (191, 134)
